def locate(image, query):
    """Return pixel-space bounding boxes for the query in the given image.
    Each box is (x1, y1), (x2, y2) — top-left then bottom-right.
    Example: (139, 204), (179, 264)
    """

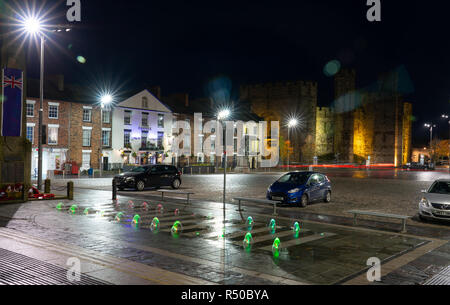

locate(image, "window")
(83, 108), (92, 122)
(48, 126), (59, 145)
(83, 129), (92, 147)
(49, 104), (59, 119)
(124, 130), (131, 147)
(26, 126), (34, 143)
(141, 131), (148, 148)
(158, 114), (164, 128)
(102, 130), (111, 147)
(82, 153), (91, 169)
(124, 111), (132, 125)
(26, 102), (34, 117)
(142, 113), (149, 127)
(102, 110), (111, 124)
(142, 97), (148, 108)
(157, 132), (164, 148)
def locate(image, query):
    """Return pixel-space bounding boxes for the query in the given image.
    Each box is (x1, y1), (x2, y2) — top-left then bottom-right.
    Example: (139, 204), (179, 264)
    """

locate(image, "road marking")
(259, 232), (336, 251)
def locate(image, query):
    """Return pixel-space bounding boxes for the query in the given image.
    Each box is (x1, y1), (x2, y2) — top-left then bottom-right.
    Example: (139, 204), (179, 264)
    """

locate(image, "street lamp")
(442, 114), (450, 171)
(20, 16), (72, 190)
(424, 123), (436, 163)
(22, 17), (44, 190)
(287, 119), (298, 171)
(217, 108), (231, 224)
(100, 94), (113, 177)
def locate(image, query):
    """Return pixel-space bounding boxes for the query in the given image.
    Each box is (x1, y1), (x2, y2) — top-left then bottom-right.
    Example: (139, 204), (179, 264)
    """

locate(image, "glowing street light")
(217, 108), (232, 225)
(23, 17), (41, 35)
(22, 16), (46, 190)
(99, 94), (114, 177)
(100, 94), (113, 106)
(287, 118), (299, 171)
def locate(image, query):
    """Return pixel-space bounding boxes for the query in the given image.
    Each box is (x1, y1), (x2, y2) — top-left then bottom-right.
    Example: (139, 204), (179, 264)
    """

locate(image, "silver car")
(419, 179), (450, 221)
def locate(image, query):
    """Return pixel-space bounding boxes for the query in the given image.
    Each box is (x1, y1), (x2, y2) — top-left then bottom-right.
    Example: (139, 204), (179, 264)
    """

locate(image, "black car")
(114, 165), (182, 191)
(402, 162), (435, 171)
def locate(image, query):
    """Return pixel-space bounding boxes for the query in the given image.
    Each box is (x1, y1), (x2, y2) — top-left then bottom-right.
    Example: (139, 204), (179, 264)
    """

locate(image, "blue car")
(267, 172), (332, 207)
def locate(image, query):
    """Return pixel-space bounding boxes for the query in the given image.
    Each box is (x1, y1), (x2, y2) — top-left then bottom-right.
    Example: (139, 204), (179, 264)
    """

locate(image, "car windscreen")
(429, 182), (450, 195)
(277, 173), (310, 185)
(130, 167), (148, 173)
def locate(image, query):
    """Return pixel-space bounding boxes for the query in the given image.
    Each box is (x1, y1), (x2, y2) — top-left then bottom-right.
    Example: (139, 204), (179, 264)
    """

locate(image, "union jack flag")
(3, 75), (23, 90)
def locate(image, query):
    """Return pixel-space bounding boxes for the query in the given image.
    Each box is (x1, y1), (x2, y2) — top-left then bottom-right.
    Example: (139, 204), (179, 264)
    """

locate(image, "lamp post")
(100, 95), (113, 177)
(287, 119), (298, 171)
(424, 123), (436, 163)
(442, 115), (450, 171)
(218, 109), (231, 224)
(21, 18), (71, 189)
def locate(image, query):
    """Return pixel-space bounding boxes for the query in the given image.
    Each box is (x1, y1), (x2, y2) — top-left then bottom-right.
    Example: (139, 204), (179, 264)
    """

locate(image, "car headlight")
(420, 197), (430, 208)
(126, 177), (135, 182)
(288, 188), (301, 194)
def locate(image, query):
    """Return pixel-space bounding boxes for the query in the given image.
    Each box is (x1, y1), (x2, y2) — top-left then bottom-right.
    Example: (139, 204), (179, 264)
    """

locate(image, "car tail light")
(178, 171), (182, 176)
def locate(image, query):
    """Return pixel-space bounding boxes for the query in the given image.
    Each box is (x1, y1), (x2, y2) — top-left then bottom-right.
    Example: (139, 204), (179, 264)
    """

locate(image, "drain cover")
(0, 248), (111, 285)
(424, 266), (450, 285)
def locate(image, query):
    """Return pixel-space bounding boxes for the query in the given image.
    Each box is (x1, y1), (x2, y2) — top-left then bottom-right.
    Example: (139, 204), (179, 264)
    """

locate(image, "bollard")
(44, 179), (51, 194)
(112, 179), (117, 200)
(273, 201), (278, 216)
(67, 182), (74, 200)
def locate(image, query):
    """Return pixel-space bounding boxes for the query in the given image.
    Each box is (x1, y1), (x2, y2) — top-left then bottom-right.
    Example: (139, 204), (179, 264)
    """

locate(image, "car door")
(159, 166), (173, 186)
(147, 166), (162, 187)
(307, 174), (321, 201)
(317, 174), (328, 198)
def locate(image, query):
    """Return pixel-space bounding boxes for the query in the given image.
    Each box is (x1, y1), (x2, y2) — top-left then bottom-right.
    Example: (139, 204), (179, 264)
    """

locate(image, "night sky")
(16, 0), (450, 146)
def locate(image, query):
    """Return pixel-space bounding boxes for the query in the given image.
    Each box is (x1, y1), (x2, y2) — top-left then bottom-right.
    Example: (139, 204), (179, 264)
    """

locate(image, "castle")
(240, 69), (413, 166)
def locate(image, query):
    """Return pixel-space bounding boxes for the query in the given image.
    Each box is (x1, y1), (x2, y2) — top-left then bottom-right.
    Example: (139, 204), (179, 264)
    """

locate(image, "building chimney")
(149, 86), (161, 100)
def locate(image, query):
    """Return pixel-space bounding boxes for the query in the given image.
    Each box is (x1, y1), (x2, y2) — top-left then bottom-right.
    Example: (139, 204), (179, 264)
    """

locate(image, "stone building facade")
(240, 81), (318, 163)
(241, 69), (413, 166)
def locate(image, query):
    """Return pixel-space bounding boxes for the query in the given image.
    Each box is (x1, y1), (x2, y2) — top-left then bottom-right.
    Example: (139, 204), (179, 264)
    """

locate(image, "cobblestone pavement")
(50, 170), (450, 228)
(1, 187), (449, 285)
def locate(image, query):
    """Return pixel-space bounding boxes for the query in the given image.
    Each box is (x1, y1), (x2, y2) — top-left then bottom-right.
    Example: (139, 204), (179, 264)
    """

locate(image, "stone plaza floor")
(1, 189), (449, 285)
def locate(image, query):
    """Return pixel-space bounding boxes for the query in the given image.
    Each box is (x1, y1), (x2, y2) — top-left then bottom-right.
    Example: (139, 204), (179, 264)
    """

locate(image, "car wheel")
(419, 214), (428, 222)
(136, 180), (145, 192)
(172, 179), (181, 190)
(324, 191), (331, 203)
(300, 194), (309, 208)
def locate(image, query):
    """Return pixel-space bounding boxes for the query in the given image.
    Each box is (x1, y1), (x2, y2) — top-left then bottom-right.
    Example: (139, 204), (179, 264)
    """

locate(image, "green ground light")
(115, 212), (124, 222)
(56, 203), (63, 210)
(83, 208), (90, 215)
(272, 238), (281, 257)
(269, 219), (276, 233)
(69, 205), (78, 214)
(132, 215), (141, 226)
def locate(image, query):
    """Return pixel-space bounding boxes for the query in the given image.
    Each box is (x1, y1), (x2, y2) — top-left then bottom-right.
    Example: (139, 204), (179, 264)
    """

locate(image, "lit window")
(83, 108), (92, 122)
(82, 153), (91, 169)
(142, 113), (149, 127)
(26, 126), (34, 143)
(102, 111), (111, 124)
(48, 126), (59, 145)
(141, 131), (148, 148)
(124, 111), (132, 125)
(158, 132), (164, 148)
(49, 105), (59, 119)
(124, 130), (131, 147)
(83, 129), (92, 147)
(102, 130), (111, 147)
(158, 114), (164, 128)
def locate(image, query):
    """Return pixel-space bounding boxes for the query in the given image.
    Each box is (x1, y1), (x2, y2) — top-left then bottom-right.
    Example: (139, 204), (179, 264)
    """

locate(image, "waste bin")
(88, 168), (93, 176)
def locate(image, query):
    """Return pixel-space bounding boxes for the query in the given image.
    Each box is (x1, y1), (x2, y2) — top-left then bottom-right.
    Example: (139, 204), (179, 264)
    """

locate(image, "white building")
(105, 90), (174, 168)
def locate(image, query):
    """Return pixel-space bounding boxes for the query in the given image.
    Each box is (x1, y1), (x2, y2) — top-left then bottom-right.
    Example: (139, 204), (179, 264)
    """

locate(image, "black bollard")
(112, 179), (117, 201)
(44, 179), (51, 194)
(67, 182), (74, 200)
